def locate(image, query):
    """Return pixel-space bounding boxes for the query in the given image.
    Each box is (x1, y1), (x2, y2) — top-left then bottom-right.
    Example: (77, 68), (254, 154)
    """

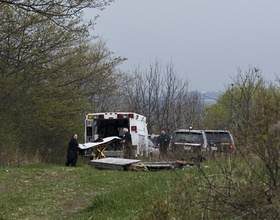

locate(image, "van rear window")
(174, 132), (203, 144)
(205, 132), (231, 143)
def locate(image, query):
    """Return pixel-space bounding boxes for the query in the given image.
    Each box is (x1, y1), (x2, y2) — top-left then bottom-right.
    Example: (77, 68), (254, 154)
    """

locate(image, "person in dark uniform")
(65, 134), (81, 167)
(122, 128), (132, 159)
(156, 129), (171, 159)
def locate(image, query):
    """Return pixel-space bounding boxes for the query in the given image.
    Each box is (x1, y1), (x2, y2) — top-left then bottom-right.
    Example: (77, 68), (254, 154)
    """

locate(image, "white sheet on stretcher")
(79, 136), (121, 150)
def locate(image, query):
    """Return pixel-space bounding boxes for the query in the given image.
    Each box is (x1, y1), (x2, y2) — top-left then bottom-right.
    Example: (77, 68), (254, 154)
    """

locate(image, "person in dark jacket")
(156, 129), (171, 159)
(122, 128), (133, 159)
(65, 134), (81, 167)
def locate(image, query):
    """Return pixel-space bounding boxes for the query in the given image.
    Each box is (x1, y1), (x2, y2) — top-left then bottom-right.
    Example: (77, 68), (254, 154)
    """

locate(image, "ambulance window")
(87, 127), (92, 136)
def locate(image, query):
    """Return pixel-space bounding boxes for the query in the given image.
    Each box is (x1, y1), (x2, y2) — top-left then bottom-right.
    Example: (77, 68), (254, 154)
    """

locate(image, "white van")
(84, 112), (149, 158)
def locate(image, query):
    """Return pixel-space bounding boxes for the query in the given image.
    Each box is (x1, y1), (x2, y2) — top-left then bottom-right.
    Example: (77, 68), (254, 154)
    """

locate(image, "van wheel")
(206, 146), (212, 155)
(200, 147), (210, 162)
(202, 146), (212, 160)
(197, 155), (203, 162)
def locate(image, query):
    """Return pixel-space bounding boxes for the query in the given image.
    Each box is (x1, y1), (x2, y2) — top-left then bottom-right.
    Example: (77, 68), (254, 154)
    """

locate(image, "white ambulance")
(84, 112), (149, 158)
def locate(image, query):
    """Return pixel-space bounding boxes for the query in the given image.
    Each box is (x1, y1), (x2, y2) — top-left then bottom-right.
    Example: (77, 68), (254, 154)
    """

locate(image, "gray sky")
(84, 0), (280, 92)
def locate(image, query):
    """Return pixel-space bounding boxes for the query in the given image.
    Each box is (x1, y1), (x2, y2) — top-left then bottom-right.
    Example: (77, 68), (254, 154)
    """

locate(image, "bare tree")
(0, 1), (113, 21)
(122, 61), (204, 134)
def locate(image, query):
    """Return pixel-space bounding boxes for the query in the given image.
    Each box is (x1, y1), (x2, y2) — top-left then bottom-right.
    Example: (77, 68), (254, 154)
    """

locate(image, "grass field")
(1, 153), (278, 220)
(0, 160), (195, 220)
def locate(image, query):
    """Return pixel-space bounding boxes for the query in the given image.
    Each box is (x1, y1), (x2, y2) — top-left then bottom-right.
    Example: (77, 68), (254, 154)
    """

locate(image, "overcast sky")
(84, 0), (280, 92)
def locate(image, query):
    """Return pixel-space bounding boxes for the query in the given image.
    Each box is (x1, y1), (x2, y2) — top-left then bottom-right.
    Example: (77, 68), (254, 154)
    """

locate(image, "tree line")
(0, 1), (122, 164)
(0, 1), (203, 165)
(2, 1), (280, 168)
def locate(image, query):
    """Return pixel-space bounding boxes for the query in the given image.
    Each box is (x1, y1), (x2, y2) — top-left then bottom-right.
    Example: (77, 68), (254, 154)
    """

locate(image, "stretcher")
(79, 136), (121, 160)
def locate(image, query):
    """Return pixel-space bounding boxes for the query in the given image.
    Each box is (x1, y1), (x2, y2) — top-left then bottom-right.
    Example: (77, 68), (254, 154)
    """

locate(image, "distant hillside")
(200, 91), (222, 105)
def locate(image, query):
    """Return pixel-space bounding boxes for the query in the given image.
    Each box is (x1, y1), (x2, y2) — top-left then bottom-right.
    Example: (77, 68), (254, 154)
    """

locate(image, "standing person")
(65, 134), (81, 167)
(156, 129), (171, 159)
(122, 128), (132, 159)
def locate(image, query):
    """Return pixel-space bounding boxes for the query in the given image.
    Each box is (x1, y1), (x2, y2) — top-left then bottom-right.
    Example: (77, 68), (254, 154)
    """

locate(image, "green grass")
(1, 154), (278, 220)
(0, 162), (191, 220)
